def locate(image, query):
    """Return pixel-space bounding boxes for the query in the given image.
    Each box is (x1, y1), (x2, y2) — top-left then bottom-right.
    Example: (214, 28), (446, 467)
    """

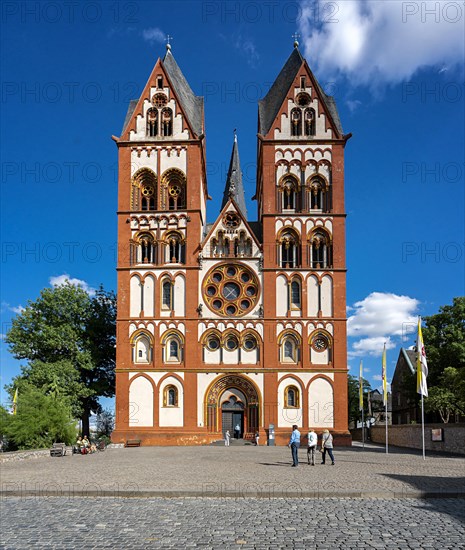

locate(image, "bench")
(50, 443), (67, 457)
(124, 439), (141, 448)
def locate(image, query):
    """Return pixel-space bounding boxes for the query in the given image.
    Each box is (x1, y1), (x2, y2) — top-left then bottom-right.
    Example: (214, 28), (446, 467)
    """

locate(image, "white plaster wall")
(130, 151), (158, 176)
(129, 376), (154, 427)
(308, 378), (334, 428)
(311, 347), (329, 365)
(160, 148), (187, 173)
(241, 349), (258, 364)
(144, 275), (155, 317)
(223, 349), (239, 365)
(321, 275), (333, 317)
(130, 276), (141, 317)
(174, 275), (185, 317)
(159, 376), (184, 427)
(307, 275), (318, 316)
(277, 377), (303, 428)
(276, 275), (288, 316)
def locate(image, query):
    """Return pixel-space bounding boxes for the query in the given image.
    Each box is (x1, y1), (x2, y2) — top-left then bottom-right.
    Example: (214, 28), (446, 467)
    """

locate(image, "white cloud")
(49, 274), (96, 296)
(372, 374), (382, 381)
(348, 292), (419, 338)
(350, 336), (396, 357)
(142, 27), (165, 45)
(10, 305), (24, 314)
(234, 35), (260, 68)
(347, 292), (419, 357)
(346, 99), (362, 112)
(298, 0), (465, 87)
(1, 302), (25, 315)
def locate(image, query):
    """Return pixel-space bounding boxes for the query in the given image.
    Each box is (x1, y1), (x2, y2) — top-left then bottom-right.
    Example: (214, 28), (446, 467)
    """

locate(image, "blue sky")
(1, 0), (464, 408)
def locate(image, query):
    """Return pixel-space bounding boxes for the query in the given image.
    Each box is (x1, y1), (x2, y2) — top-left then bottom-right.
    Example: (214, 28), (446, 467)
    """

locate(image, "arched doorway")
(205, 375), (260, 438)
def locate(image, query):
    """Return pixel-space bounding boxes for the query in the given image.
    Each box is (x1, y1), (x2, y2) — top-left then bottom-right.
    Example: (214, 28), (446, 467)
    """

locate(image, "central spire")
(221, 131), (247, 219)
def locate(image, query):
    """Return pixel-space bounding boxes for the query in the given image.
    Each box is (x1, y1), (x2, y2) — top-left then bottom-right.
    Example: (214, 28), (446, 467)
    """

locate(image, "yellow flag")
(417, 317), (429, 397)
(12, 388), (18, 415)
(359, 360), (363, 411)
(382, 343), (388, 406)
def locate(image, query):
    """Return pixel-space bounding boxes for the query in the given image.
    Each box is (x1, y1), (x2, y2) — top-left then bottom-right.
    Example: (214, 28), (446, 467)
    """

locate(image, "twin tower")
(112, 43), (351, 446)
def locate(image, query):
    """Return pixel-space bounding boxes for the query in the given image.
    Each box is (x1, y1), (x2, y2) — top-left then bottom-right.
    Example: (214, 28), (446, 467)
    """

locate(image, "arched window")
(137, 233), (155, 264)
(163, 385), (178, 407)
(162, 332), (183, 363)
(290, 108), (302, 136)
(281, 177), (299, 211)
(304, 108), (315, 136)
(308, 176), (330, 211)
(133, 333), (152, 364)
(309, 230), (332, 269)
(234, 231), (252, 257)
(161, 107), (173, 136)
(285, 385), (300, 408)
(161, 169), (187, 211)
(131, 168), (157, 211)
(279, 230), (300, 268)
(280, 333), (300, 364)
(165, 232), (185, 264)
(289, 279), (301, 310)
(147, 108), (158, 137)
(161, 279), (173, 311)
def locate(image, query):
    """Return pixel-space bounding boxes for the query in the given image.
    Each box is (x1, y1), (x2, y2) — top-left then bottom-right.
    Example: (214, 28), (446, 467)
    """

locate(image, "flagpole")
(421, 393), (425, 460)
(385, 399), (388, 454)
(361, 406), (365, 448)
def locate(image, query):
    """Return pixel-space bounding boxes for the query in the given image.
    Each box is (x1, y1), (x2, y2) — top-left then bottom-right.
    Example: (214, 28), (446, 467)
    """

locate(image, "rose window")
(152, 93), (168, 108)
(203, 263), (260, 316)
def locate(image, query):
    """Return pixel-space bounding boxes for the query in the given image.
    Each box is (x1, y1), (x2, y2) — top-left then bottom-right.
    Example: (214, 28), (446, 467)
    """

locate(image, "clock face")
(202, 263), (260, 317)
(313, 335), (328, 352)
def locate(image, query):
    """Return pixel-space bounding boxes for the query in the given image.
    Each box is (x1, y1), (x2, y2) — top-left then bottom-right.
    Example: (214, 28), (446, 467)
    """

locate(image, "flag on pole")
(382, 343), (388, 406)
(359, 360), (364, 411)
(12, 388), (18, 415)
(417, 317), (428, 397)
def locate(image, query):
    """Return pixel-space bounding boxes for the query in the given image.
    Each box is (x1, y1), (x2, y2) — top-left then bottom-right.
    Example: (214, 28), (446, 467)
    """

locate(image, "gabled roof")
(221, 136), (247, 219)
(120, 47), (204, 138)
(258, 46), (343, 137)
(401, 348), (417, 375)
(162, 48), (204, 137)
(199, 197), (262, 253)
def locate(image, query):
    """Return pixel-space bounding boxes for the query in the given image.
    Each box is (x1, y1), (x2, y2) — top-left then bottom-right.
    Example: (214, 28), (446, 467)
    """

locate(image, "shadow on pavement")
(382, 473), (465, 522)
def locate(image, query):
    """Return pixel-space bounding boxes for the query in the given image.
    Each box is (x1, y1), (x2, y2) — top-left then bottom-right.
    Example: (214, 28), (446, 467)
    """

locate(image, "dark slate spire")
(258, 44), (343, 136)
(162, 45), (204, 137)
(221, 132), (247, 219)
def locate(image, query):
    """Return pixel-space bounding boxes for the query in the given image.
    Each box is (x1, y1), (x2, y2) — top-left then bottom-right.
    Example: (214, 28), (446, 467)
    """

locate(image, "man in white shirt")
(307, 428), (318, 466)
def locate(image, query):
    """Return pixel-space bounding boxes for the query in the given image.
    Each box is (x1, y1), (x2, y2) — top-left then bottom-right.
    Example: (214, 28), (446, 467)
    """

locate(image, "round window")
(225, 336), (238, 350)
(202, 263), (260, 317)
(207, 336), (220, 351)
(243, 336), (257, 351)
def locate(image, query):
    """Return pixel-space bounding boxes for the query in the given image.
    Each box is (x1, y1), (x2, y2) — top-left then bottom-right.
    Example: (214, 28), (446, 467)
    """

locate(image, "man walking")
(288, 424), (301, 467)
(307, 428), (318, 465)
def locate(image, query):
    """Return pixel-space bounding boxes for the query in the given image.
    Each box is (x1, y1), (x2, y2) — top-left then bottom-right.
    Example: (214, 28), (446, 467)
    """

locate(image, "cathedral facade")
(112, 43), (351, 446)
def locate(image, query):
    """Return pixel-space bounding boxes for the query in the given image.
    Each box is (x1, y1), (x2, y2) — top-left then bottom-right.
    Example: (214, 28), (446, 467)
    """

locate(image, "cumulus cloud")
(347, 292), (419, 356)
(1, 302), (24, 315)
(49, 274), (96, 296)
(348, 292), (419, 338)
(298, 0), (465, 87)
(142, 27), (166, 45)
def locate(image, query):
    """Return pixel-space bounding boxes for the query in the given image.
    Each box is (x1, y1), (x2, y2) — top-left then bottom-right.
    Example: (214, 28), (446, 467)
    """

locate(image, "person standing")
(224, 430), (230, 446)
(254, 431), (260, 446)
(307, 428), (318, 465)
(234, 423), (241, 439)
(321, 429), (335, 465)
(288, 424), (301, 467)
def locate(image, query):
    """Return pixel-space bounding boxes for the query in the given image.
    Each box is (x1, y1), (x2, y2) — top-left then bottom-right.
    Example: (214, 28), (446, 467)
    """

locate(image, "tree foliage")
(96, 409), (115, 438)
(347, 374), (372, 425)
(5, 282), (116, 437)
(2, 385), (76, 449)
(423, 297), (465, 420)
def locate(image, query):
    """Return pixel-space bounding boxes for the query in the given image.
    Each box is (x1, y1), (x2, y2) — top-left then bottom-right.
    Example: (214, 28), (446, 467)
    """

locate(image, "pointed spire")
(221, 131), (247, 219)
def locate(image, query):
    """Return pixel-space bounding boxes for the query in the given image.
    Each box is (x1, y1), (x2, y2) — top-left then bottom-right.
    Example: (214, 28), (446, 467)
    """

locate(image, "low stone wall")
(0, 448), (54, 463)
(370, 423), (465, 455)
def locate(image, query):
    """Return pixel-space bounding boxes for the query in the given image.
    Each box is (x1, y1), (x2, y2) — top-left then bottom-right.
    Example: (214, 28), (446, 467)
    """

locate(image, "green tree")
(348, 374), (372, 425)
(96, 409), (115, 438)
(5, 282), (116, 436)
(423, 297), (465, 419)
(4, 385), (76, 449)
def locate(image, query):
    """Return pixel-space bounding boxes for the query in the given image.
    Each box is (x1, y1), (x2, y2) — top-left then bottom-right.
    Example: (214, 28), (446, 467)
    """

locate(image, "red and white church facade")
(112, 42), (352, 445)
